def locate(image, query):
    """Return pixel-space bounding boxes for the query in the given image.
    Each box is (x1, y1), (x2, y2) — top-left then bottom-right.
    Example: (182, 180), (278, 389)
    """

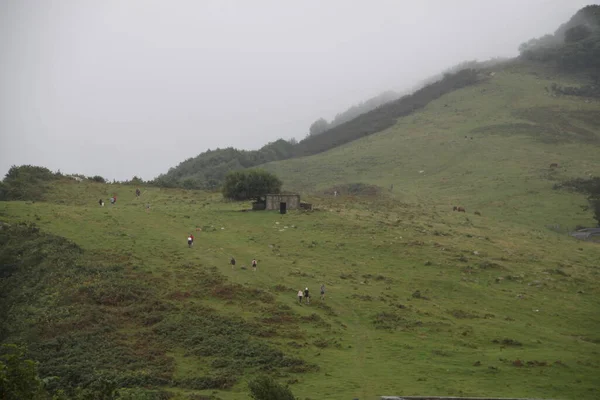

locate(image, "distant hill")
(154, 90), (408, 189)
(157, 5), (600, 190)
(262, 62), (600, 222)
(153, 139), (295, 189)
(156, 68), (483, 189)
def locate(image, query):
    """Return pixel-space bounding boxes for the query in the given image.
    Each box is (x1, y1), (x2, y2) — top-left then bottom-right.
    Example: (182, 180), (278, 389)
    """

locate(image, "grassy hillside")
(262, 62), (600, 229)
(155, 68), (482, 190)
(1, 179), (600, 399)
(2, 8), (600, 399)
(159, 5), (600, 193)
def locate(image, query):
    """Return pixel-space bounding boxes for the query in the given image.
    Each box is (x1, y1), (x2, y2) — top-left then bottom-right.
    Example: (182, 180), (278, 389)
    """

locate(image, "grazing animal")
(474, 211), (481, 216)
(457, 206), (466, 212)
(550, 163), (559, 168)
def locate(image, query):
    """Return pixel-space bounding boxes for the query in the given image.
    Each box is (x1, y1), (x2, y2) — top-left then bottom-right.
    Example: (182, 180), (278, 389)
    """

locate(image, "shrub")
(0, 344), (48, 400)
(247, 375), (296, 400)
(222, 169), (282, 201)
(89, 176), (107, 183)
(0, 165), (61, 201)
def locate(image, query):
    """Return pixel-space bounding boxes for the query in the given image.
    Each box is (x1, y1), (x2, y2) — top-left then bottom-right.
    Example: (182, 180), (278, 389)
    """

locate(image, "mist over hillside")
(156, 59), (503, 189)
(155, 6), (600, 190)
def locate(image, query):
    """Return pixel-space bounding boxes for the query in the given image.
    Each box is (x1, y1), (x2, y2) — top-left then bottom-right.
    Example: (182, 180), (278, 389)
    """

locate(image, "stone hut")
(265, 193), (300, 211)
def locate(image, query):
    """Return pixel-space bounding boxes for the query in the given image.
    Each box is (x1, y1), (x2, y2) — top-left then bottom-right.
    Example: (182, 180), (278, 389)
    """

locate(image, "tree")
(182, 178), (197, 190)
(308, 118), (329, 136)
(0, 344), (47, 400)
(0, 165), (60, 201)
(247, 376), (296, 400)
(129, 176), (144, 185)
(564, 24), (592, 43)
(222, 169), (282, 201)
(89, 175), (106, 183)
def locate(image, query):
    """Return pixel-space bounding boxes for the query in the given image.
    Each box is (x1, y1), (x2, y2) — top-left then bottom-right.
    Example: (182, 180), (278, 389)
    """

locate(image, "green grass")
(261, 63), (600, 230)
(1, 62), (600, 400)
(1, 178), (599, 400)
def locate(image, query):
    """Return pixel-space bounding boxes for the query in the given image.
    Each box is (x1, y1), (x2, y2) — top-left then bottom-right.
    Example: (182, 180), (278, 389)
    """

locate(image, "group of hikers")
(227, 254), (326, 304)
(228, 256), (258, 271)
(297, 285), (326, 304)
(98, 188), (328, 306)
(98, 189), (149, 211)
(98, 195), (117, 206)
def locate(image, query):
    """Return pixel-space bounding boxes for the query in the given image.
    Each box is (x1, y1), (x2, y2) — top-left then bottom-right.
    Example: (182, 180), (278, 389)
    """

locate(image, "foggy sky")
(0, 0), (591, 181)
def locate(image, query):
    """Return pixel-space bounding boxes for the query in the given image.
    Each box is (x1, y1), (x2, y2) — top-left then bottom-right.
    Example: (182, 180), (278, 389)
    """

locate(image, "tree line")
(519, 5), (600, 77)
(307, 90), (401, 137)
(156, 67), (482, 189)
(0, 165), (147, 202)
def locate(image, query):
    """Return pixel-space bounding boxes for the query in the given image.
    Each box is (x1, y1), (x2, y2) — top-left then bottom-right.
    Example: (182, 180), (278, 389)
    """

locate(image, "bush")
(0, 165), (61, 201)
(222, 169), (282, 201)
(0, 344), (48, 400)
(247, 376), (296, 400)
(89, 176), (107, 184)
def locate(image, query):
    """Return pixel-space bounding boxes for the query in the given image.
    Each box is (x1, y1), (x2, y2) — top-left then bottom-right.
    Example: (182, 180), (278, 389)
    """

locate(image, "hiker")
(298, 289), (303, 304)
(320, 284), (326, 300)
(230, 257), (236, 269)
(187, 234), (194, 248)
(110, 196), (115, 205)
(135, 188), (141, 197)
(99, 199), (104, 207)
(252, 258), (257, 272)
(304, 287), (310, 304)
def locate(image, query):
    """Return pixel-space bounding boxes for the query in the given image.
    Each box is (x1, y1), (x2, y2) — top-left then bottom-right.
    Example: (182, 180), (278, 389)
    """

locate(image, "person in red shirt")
(188, 234), (194, 247)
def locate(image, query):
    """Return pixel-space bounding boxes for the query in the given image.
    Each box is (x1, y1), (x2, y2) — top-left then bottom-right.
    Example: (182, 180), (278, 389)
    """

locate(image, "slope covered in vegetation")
(2, 6), (600, 400)
(262, 61), (600, 228)
(1, 180), (599, 399)
(156, 68), (483, 189)
(158, 6), (600, 192)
